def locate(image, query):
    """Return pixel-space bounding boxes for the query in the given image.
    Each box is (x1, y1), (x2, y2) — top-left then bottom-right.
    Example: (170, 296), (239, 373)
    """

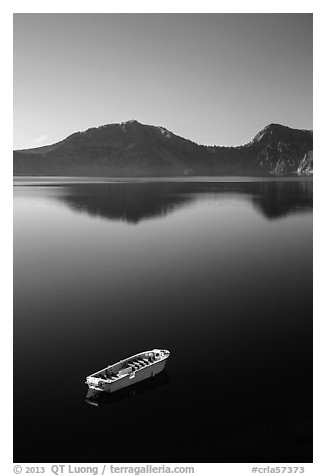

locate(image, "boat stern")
(85, 376), (105, 392)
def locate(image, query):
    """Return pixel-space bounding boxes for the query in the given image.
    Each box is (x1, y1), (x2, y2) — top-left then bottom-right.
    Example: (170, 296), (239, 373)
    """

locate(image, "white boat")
(85, 349), (170, 393)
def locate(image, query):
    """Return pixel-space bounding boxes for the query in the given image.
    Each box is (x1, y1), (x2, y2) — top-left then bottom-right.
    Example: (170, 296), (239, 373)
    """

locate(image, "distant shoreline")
(13, 175), (313, 186)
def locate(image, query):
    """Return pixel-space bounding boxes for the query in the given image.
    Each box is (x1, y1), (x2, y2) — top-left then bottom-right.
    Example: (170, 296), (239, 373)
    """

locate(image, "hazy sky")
(13, 13), (312, 149)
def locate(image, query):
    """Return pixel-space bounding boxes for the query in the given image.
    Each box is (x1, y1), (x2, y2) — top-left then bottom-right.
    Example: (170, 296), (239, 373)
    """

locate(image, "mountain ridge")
(13, 121), (313, 177)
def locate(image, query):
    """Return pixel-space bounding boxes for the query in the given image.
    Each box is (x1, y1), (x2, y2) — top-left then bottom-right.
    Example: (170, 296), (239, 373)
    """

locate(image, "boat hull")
(98, 359), (166, 393)
(85, 370), (170, 406)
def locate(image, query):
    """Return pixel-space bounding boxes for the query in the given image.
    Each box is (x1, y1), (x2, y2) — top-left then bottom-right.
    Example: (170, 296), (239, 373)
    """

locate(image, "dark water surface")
(14, 178), (313, 462)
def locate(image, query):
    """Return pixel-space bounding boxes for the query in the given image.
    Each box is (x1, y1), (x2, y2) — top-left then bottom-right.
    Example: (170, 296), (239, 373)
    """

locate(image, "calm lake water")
(14, 178), (313, 463)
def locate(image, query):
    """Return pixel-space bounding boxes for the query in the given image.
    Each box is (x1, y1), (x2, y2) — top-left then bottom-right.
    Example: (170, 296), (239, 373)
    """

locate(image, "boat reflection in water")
(85, 369), (170, 407)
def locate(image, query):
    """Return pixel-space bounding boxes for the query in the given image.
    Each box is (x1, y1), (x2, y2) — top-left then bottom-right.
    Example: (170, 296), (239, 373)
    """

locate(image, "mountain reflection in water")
(15, 179), (313, 223)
